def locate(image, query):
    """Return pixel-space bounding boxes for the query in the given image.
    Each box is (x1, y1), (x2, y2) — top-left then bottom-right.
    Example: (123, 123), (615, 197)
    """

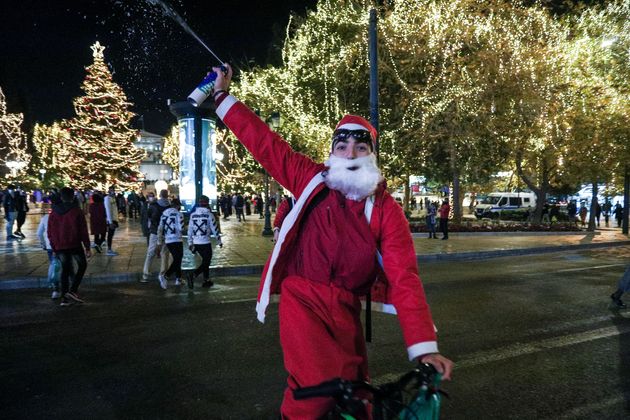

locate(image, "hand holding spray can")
(188, 65), (228, 107)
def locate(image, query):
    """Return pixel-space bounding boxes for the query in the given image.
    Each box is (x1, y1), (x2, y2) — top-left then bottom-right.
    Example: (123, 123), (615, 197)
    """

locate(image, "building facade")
(134, 130), (173, 181)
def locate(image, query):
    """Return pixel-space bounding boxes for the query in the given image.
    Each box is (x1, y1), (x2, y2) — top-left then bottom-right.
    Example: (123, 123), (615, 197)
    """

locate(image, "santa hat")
(334, 114), (377, 150)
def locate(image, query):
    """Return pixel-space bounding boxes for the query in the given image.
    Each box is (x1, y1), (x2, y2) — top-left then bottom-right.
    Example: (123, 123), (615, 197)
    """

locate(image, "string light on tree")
(0, 86), (30, 178)
(65, 41), (145, 189)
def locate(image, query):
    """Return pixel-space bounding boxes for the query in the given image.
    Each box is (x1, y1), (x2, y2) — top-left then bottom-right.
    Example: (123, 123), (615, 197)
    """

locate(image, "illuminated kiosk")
(168, 101), (218, 213)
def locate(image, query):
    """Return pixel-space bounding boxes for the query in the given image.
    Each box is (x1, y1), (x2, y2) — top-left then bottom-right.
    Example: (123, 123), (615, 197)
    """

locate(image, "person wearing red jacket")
(438, 199), (451, 240)
(272, 196), (295, 242)
(211, 64), (453, 418)
(47, 187), (91, 306)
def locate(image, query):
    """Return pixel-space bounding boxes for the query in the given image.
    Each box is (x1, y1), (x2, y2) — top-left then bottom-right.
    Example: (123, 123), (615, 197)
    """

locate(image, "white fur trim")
(256, 173), (326, 323)
(361, 300), (397, 315)
(364, 195), (385, 271)
(407, 341), (439, 361)
(215, 95), (238, 120)
(337, 123), (370, 132)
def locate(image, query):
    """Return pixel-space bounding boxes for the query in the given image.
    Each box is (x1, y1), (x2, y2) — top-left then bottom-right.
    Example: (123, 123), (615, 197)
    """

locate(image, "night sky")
(0, 0), (318, 135)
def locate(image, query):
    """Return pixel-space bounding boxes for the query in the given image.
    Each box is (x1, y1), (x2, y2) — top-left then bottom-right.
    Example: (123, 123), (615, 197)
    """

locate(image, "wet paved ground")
(2, 248), (629, 419)
(1, 210), (629, 289)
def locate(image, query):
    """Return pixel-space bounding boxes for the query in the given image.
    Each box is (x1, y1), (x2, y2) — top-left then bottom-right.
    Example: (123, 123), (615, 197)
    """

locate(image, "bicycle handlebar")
(293, 378), (347, 400)
(293, 363), (438, 401)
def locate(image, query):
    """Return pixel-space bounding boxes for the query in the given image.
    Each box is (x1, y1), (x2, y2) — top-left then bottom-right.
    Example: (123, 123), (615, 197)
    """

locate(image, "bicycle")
(293, 363), (447, 420)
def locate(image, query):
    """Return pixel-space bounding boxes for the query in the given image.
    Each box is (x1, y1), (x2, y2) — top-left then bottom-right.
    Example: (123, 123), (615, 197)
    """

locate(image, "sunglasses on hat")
(332, 129), (373, 146)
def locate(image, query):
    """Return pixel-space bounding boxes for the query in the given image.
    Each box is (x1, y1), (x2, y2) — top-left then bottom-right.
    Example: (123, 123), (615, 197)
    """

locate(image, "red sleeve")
(218, 98), (323, 198)
(273, 199), (290, 229)
(379, 194), (437, 348)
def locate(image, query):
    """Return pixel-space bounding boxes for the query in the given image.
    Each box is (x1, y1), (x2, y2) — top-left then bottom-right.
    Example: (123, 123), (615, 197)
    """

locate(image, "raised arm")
(211, 64), (323, 197)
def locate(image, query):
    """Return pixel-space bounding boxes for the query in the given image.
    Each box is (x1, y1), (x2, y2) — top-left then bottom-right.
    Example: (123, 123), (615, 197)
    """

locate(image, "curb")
(416, 240), (630, 262)
(411, 231), (601, 237)
(2, 241), (629, 291)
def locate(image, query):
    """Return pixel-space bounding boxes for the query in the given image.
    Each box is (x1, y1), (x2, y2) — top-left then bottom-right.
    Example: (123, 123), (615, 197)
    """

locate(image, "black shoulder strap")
(301, 188), (329, 222)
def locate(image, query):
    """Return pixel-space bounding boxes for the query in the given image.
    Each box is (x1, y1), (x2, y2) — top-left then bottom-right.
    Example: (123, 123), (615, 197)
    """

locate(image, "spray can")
(188, 66), (227, 107)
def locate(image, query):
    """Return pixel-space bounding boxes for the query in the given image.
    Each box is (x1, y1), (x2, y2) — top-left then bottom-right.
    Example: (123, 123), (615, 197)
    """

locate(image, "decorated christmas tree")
(66, 41), (144, 189)
(0, 86), (30, 179)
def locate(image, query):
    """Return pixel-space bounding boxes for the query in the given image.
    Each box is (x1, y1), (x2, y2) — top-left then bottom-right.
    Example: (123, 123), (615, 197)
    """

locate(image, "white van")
(474, 192), (536, 219)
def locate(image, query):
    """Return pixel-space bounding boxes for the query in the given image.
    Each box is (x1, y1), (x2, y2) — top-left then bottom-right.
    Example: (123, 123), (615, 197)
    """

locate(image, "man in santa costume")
(211, 64), (453, 419)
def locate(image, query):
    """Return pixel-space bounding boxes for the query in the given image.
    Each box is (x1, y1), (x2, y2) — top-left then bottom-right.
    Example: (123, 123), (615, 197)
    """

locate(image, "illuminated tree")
(0, 86), (30, 178)
(65, 41), (145, 189)
(556, 0), (630, 230)
(32, 122), (73, 186)
(223, 0), (627, 225)
(162, 124), (180, 178)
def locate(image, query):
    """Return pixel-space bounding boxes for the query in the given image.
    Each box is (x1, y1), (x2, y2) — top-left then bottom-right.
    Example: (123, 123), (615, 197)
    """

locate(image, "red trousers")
(279, 276), (369, 419)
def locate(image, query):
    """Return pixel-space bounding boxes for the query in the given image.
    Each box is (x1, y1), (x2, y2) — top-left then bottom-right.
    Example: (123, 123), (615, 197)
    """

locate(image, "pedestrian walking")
(89, 192), (107, 253)
(439, 199), (450, 240)
(603, 199), (612, 227)
(235, 192), (245, 221)
(142, 190), (170, 283)
(272, 195), (295, 242)
(270, 196), (277, 213)
(541, 201), (550, 224)
(579, 203), (588, 227)
(116, 192), (127, 219)
(567, 200), (577, 225)
(187, 195), (222, 289)
(613, 202), (623, 228)
(244, 194), (252, 215)
(426, 201), (437, 239)
(47, 187), (91, 307)
(37, 212), (61, 299)
(127, 190), (140, 219)
(3, 184), (19, 240)
(256, 195), (264, 218)
(14, 188), (29, 238)
(610, 265), (630, 309)
(104, 186), (119, 256)
(210, 64), (452, 418)
(157, 198), (184, 289)
(595, 201), (602, 227)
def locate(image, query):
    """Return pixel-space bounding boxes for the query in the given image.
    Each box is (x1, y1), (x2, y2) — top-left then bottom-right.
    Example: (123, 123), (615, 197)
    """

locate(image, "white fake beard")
(324, 154), (383, 201)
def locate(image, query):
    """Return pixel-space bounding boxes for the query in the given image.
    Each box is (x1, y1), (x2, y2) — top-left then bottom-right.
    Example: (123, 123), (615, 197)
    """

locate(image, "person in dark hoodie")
(89, 192), (107, 253)
(48, 187), (91, 306)
(142, 189), (171, 283)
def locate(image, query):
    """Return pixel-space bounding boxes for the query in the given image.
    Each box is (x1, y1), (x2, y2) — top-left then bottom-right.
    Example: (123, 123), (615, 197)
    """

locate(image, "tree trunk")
(516, 153), (551, 223)
(588, 181), (597, 232)
(448, 140), (462, 224)
(452, 172), (461, 224)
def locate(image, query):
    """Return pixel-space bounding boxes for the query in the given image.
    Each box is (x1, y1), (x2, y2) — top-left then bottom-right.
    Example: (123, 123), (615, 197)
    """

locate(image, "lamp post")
(261, 112), (281, 237)
(39, 168), (47, 181)
(6, 160), (25, 178)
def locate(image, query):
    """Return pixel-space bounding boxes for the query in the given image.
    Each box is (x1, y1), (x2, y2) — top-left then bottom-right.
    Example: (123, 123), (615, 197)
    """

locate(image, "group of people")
(218, 192), (279, 221)
(424, 198), (451, 240)
(564, 199), (625, 228)
(1, 184), (30, 239)
(4, 182), (223, 306)
(141, 189), (222, 290)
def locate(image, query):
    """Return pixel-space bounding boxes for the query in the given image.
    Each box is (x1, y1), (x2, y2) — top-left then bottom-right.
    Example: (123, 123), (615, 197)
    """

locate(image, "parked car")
(474, 192), (536, 219)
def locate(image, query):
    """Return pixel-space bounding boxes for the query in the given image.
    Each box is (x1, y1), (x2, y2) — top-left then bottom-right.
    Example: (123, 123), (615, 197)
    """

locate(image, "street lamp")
(6, 160), (26, 177)
(39, 168), (47, 181)
(261, 112), (281, 237)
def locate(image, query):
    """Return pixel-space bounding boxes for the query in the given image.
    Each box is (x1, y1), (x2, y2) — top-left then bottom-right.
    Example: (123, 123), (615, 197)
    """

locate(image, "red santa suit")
(215, 94), (438, 419)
